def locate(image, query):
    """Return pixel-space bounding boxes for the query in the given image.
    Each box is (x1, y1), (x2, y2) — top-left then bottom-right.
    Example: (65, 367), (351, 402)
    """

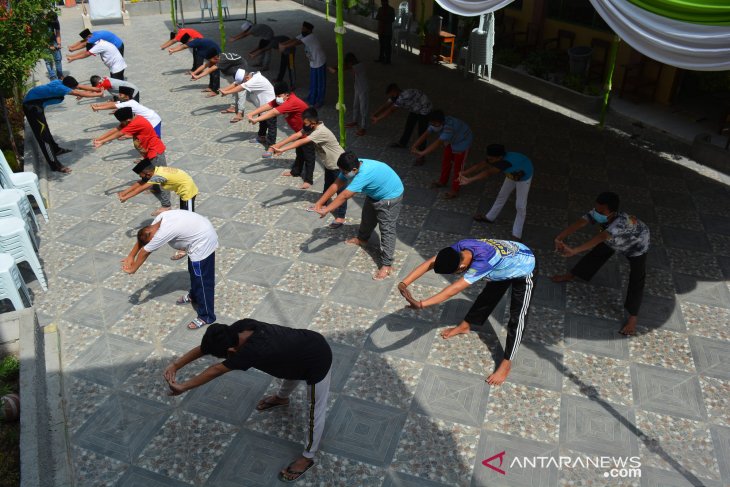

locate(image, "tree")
(0, 0), (58, 167)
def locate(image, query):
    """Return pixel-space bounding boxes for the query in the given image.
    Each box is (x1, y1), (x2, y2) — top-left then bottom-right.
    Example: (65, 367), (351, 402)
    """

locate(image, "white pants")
(277, 368), (331, 459)
(485, 177), (532, 239)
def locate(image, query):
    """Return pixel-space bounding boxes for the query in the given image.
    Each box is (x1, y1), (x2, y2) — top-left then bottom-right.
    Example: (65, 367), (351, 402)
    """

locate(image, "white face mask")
(345, 170), (357, 179)
(275, 96), (285, 104)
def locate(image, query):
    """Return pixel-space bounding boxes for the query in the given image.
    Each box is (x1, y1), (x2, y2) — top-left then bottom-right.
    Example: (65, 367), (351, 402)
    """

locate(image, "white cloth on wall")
(589, 0), (730, 71)
(435, 0), (513, 18)
(89, 0), (122, 20)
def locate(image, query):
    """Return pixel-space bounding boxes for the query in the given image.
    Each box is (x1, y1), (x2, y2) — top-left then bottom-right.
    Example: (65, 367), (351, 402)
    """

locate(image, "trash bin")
(568, 46), (592, 76)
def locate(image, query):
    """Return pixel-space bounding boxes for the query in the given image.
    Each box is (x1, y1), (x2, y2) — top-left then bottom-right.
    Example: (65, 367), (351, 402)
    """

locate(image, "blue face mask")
(589, 208), (609, 224)
(430, 124), (443, 132)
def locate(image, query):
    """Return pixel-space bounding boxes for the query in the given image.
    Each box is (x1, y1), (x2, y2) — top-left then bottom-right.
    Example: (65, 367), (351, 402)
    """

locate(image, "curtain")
(434, 0), (512, 17)
(88, 0), (122, 19)
(590, 0), (730, 70)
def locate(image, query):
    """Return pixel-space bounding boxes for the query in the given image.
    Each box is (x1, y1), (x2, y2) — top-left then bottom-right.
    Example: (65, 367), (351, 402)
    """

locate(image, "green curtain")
(627, 0), (730, 25)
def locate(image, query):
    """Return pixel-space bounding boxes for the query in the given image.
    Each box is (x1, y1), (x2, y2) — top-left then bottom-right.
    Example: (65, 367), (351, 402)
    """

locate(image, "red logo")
(482, 451), (507, 475)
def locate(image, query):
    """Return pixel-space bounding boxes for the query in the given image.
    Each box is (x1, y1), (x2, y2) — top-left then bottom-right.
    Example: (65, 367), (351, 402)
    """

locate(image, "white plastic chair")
(0, 189), (39, 249)
(0, 151), (48, 223)
(199, 0), (214, 19)
(0, 217), (47, 292)
(0, 252), (31, 311)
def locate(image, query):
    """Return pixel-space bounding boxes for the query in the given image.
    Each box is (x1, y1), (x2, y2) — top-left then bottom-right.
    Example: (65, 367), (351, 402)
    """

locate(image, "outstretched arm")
(554, 217), (589, 248)
(167, 363), (230, 396)
(67, 40), (86, 52)
(271, 132), (305, 154)
(318, 189), (355, 217)
(93, 127), (123, 147)
(250, 107), (280, 124)
(163, 345), (204, 383)
(405, 277), (471, 309)
(314, 178), (346, 209)
(91, 101), (118, 111)
(67, 50), (91, 62)
(371, 103), (397, 124)
(458, 164), (500, 185)
(168, 44), (189, 54)
(192, 64), (218, 80)
(559, 229), (610, 257)
(118, 181), (153, 202)
(70, 89), (101, 99)
(160, 38), (177, 49)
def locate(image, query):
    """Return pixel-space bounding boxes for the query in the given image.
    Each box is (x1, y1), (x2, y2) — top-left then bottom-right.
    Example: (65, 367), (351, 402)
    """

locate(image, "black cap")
(118, 86), (135, 98)
(433, 247), (461, 274)
(62, 76), (78, 89)
(132, 158), (153, 175)
(302, 21), (314, 30)
(486, 144), (506, 157)
(180, 33), (191, 44)
(79, 28), (91, 39)
(114, 107), (134, 122)
(170, 31), (176, 40)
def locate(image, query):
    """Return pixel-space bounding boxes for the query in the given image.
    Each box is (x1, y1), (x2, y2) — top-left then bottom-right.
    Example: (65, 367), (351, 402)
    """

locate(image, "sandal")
(328, 222), (344, 229)
(473, 215), (493, 223)
(262, 151), (273, 159)
(278, 459), (314, 483)
(171, 250), (187, 261)
(220, 107), (236, 114)
(176, 293), (192, 305)
(230, 116), (243, 123)
(187, 317), (209, 330)
(256, 396), (290, 412)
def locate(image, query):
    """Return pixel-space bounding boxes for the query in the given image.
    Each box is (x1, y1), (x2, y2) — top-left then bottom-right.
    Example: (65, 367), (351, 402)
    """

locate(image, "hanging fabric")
(434, 0), (513, 17)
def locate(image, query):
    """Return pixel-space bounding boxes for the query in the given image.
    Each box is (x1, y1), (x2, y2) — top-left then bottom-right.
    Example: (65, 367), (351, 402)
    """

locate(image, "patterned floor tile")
(365, 316), (437, 362)
(68, 334), (154, 388)
(225, 252), (293, 287)
(116, 466), (192, 487)
(296, 452), (386, 486)
(630, 364), (707, 420)
(308, 302), (379, 348)
(667, 249), (723, 279)
(681, 303), (730, 342)
(383, 470), (454, 487)
(711, 425), (730, 485)
(562, 350), (632, 406)
(428, 329), (500, 376)
(700, 376), (730, 426)
(215, 221), (267, 250)
(639, 294), (687, 332)
(323, 395), (407, 466)
(565, 282), (624, 321)
(251, 228), (307, 259)
(473, 431), (559, 487)
(215, 279), (268, 318)
(274, 260), (342, 298)
(343, 350), (422, 409)
(629, 328), (695, 371)
(137, 410), (239, 484)
(71, 446), (129, 487)
(411, 365), (489, 427)
(635, 410), (720, 481)
(391, 412), (479, 487)
(556, 446), (640, 487)
(485, 383), (561, 443)
(674, 275), (730, 308)
(637, 467), (721, 487)
(250, 290), (322, 329)
(564, 314), (630, 360)
(328, 270), (399, 310)
(73, 393), (171, 463)
(689, 336), (730, 380)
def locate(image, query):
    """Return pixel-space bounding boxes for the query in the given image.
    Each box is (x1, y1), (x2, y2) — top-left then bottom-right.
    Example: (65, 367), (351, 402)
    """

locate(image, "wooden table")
(439, 31), (456, 64)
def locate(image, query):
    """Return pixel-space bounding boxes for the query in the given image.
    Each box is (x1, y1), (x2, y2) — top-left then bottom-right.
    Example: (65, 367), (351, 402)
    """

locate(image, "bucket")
(568, 46), (592, 75)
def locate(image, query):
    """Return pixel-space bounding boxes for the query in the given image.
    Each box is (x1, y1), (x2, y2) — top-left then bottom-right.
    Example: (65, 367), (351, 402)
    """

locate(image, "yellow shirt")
(148, 166), (199, 201)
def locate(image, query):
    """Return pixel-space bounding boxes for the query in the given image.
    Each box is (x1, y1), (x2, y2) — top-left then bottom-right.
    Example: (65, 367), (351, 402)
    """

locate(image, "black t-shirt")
(269, 35), (294, 54)
(222, 319), (332, 384)
(217, 52), (246, 76)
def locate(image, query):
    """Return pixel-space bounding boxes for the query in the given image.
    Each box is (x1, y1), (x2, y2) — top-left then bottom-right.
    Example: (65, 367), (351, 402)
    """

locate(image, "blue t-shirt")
(492, 152), (533, 181)
(429, 116), (473, 153)
(338, 159), (404, 201)
(23, 81), (72, 108)
(451, 239), (535, 283)
(187, 38), (221, 59)
(88, 30), (124, 50)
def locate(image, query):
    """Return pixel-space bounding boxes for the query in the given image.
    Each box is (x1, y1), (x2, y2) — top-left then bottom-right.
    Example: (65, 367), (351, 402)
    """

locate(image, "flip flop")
(328, 222), (344, 229)
(176, 293), (192, 305)
(256, 397), (290, 412)
(187, 317), (209, 330)
(230, 117), (243, 123)
(473, 215), (493, 223)
(262, 151), (273, 159)
(278, 459), (314, 483)
(171, 250), (187, 261)
(220, 107), (236, 114)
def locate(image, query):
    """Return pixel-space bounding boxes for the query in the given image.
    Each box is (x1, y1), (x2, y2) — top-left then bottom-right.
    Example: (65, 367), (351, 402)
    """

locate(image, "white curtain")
(435, 0), (513, 17)
(589, 0), (730, 71)
(88, 0), (122, 20)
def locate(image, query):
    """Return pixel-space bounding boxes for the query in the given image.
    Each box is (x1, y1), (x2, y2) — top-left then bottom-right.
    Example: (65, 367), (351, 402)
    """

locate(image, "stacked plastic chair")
(0, 151), (49, 223)
(0, 217), (47, 292)
(0, 188), (39, 249)
(0, 253), (31, 310)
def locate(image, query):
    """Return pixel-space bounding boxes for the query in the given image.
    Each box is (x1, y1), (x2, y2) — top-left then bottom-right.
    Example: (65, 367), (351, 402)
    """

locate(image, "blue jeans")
(45, 46), (63, 80)
(308, 64), (326, 106)
(188, 252), (216, 323)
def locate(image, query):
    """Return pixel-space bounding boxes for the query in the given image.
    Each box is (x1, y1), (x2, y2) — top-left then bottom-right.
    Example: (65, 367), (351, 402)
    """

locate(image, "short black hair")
(385, 83), (400, 94)
(596, 192), (620, 212)
(302, 21), (314, 31)
(169, 31), (176, 40)
(433, 247), (460, 274)
(337, 151), (361, 172)
(62, 76), (78, 89)
(273, 81), (290, 96)
(136, 226), (153, 245)
(200, 323), (239, 358)
(486, 144), (506, 157)
(302, 107), (319, 121)
(90, 75), (102, 87)
(133, 158), (154, 175)
(79, 28), (91, 39)
(118, 86), (135, 98)
(428, 109), (445, 124)
(180, 33), (191, 44)
(85, 42), (95, 51)
(344, 52), (358, 65)
(114, 107), (134, 122)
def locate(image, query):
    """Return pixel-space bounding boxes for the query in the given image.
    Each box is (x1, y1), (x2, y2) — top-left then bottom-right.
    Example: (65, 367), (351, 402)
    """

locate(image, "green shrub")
(494, 48), (522, 68)
(523, 49), (559, 79)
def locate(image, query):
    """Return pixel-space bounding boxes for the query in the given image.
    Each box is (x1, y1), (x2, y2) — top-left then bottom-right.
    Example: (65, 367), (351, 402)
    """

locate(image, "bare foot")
(441, 322), (470, 339)
(281, 170), (293, 177)
(299, 182), (311, 189)
(280, 456), (314, 482)
(619, 315), (638, 336)
(220, 107), (236, 114)
(256, 394), (289, 411)
(443, 191), (458, 199)
(373, 266), (392, 280)
(345, 237), (366, 247)
(205, 92), (218, 98)
(486, 359), (512, 385)
(551, 273), (574, 283)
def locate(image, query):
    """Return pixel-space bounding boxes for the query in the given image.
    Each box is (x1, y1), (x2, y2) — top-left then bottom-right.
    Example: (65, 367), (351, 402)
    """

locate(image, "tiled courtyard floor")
(24, 2), (730, 486)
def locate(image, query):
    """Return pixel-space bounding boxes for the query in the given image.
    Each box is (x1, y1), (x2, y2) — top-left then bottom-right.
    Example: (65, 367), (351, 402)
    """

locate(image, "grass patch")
(0, 354), (20, 487)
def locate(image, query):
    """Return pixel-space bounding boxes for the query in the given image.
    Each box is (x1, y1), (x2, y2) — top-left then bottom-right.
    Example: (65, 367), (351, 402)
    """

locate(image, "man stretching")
(399, 238), (536, 385)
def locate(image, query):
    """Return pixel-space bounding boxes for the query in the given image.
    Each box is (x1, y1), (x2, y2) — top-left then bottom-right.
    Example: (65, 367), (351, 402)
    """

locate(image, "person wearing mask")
(192, 52), (247, 121)
(219, 69), (277, 147)
(278, 22), (326, 107)
(371, 84), (432, 164)
(230, 20), (275, 70)
(90, 88), (163, 138)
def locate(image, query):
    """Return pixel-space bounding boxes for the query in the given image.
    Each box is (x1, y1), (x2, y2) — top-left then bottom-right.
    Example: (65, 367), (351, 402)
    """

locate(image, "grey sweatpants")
(276, 368), (331, 459)
(351, 89), (369, 129)
(357, 194), (402, 267)
(149, 152), (171, 207)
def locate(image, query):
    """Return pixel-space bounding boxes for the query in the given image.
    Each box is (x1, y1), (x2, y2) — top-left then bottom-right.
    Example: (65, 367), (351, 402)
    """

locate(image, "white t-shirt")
(296, 33), (326, 68)
(89, 39), (127, 74)
(105, 78), (139, 98)
(143, 210), (218, 262)
(241, 72), (275, 107)
(115, 100), (161, 128)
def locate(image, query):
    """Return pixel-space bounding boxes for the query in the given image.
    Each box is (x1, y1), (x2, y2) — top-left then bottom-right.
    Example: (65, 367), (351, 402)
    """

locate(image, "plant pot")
(419, 45), (436, 65)
(64, 0), (77, 7)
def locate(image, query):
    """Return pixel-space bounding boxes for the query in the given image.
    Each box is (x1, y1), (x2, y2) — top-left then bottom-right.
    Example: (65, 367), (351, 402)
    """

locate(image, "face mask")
(430, 124), (443, 132)
(389, 96), (398, 103)
(301, 31), (310, 37)
(302, 124), (314, 134)
(345, 170), (357, 179)
(275, 96), (285, 104)
(589, 209), (609, 224)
